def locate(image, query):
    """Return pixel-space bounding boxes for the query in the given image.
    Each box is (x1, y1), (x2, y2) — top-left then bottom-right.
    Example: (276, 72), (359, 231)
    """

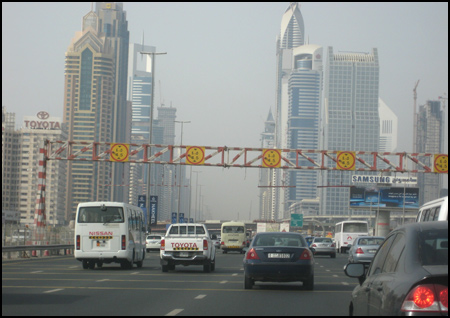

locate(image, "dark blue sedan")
(243, 232), (314, 290)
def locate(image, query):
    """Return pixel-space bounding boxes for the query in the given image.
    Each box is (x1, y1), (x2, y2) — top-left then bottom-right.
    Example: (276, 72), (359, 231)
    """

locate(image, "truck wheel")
(203, 260), (211, 273)
(162, 264), (169, 272)
(88, 261), (96, 269)
(168, 263), (175, 271)
(211, 259), (215, 271)
(82, 260), (89, 269)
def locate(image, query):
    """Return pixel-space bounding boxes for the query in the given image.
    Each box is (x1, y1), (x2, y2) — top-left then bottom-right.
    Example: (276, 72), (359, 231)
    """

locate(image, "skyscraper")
(95, 2), (130, 203)
(63, 9), (115, 219)
(286, 44), (323, 209)
(259, 109), (276, 220)
(320, 47), (380, 216)
(271, 2), (305, 220)
(416, 100), (444, 204)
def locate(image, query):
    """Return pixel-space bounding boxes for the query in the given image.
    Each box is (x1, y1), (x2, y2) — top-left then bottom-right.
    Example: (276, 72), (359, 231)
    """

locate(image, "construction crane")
(413, 80), (420, 153)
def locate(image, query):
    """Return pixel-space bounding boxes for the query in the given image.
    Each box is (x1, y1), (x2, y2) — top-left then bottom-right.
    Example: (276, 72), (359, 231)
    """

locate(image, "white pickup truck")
(160, 223), (216, 273)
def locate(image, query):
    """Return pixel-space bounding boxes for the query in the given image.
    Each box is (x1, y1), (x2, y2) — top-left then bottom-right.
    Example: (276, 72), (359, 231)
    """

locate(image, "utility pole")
(413, 80), (420, 153)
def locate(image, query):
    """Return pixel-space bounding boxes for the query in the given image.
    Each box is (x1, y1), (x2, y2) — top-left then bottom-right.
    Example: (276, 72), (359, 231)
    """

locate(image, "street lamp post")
(140, 51), (166, 229)
(175, 120), (190, 223)
(192, 171), (202, 222)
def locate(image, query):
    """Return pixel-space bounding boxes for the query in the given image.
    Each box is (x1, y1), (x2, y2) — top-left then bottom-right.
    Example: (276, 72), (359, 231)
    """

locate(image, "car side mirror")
(344, 263), (366, 285)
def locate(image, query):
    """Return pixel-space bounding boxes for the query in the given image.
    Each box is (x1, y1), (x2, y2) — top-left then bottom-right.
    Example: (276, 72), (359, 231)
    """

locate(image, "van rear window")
(78, 207), (124, 223)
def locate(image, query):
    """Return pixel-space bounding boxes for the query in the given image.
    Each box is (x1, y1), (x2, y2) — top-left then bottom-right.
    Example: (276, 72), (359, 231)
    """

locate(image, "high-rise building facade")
(63, 9), (115, 220)
(19, 113), (68, 226)
(2, 107), (20, 214)
(378, 98), (398, 153)
(259, 110), (276, 220)
(286, 45), (323, 210)
(270, 2), (305, 220)
(319, 48), (380, 216)
(416, 100), (444, 204)
(95, 3), (130, 203)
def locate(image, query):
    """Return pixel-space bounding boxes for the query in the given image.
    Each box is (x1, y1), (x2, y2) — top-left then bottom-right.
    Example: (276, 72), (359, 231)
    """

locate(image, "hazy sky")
(2, 2), (448, 221)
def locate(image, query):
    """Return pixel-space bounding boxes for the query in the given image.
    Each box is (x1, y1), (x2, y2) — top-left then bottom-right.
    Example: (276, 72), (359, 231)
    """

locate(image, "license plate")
(96, 241), (106, 247)
(268, 253), (290, 259)
(368, 249), (377, 253)
(179, 252), (189, 257)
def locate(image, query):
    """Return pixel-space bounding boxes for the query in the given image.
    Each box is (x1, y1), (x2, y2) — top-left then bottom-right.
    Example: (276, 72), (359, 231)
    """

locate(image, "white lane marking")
(232, 273), (238, 276)
(326, 269), (330, 272)
(333, 275), (338, 277)
(44, 289), (63, 294)
(69, 266), (78, 269)
(97, 279), (110, 282)
(195, 295), (206, 299)
(220, 280), (228, 284)
(31, 271), (43, 273)
(341, 282), (349, 285)
(165, 309), (184, 316)
(240, 268), (244, 271)
(131, 272), (139, 275)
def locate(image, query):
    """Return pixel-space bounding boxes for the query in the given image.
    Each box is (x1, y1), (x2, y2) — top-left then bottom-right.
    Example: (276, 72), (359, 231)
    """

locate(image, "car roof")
(394, 220), (448, 233)
(255, 232), (302, 236)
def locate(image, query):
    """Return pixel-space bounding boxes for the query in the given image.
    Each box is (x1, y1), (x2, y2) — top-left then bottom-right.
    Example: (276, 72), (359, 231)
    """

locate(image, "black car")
(243, 232), (314, 290)
(344, 221), (448, 316)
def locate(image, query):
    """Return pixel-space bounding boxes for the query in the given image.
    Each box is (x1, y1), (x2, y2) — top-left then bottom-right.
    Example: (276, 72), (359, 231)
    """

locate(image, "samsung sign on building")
(23, 111), (62, 130)
(352, 175), (417, 185)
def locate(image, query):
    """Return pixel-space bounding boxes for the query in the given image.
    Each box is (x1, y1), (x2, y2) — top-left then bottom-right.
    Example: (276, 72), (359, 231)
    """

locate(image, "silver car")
(310, 237), (336, 258)
(347, 236), (384, 264)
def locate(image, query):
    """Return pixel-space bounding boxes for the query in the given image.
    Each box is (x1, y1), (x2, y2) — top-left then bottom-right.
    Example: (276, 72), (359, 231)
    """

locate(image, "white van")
(75, 202), (146, 269)
(416, 196), (448, 222)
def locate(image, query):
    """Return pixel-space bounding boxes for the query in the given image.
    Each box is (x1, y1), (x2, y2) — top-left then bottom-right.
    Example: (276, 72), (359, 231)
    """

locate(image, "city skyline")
(2, 2), (448, 220)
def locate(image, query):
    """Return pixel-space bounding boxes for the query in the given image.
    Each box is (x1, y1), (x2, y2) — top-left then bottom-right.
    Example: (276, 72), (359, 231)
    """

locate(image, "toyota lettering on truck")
(74, 202), (146, 269)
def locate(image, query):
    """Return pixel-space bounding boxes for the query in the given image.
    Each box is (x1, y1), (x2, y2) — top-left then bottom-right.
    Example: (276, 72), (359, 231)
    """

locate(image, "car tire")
(330, 253), (336, 258)
(244, 275), (254, 289)
(303, 275), (314, 291)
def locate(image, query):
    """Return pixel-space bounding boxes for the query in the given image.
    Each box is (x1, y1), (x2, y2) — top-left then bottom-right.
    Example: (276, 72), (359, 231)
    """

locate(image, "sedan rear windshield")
(253, 235), (306, 247)
(357, 238), (384, 245)
(419, 229), (448, 266)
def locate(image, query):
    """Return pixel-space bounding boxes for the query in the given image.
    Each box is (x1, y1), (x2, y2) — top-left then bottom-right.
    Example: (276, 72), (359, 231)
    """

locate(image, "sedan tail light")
(160, 239), (165, 250)
(299, 249), (312, 260)
(311, 244), (317, 248)
(356, 247), (364, 254)
(401, 284), (448, 313)
(245, 248), (260, 260)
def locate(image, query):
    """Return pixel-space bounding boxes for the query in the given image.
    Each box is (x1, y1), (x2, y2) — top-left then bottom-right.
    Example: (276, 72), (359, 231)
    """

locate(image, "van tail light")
(401, 284), (448, 313)
(299, 249), (312, 260)
(121, 235), (126, 250)
(203, 239), (208, 250)
(356, 248), (364, 254)
(76, 235), (80, 250)
(246, 248), (260, 260)
(160, 239), (165, 251)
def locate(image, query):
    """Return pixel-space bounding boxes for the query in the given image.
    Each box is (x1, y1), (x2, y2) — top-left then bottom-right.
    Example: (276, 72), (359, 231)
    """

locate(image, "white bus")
(221, 221), (246, 254)
(334, 220), (369, 253)
(75, 202), (146, 269)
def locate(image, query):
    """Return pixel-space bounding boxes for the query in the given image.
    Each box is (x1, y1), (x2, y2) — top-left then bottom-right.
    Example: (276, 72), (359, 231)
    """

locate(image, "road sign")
(336, 151), (355, 170)
(290, 213), (303, 227)
(186, 146), (205, 165)
(434, 154), (448, 173)
(262, 149), (281, 168)
(110, 143), (129, 162)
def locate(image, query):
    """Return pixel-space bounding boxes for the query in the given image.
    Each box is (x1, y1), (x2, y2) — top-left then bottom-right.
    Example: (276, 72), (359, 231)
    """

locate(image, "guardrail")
(2, 244), (74, 260)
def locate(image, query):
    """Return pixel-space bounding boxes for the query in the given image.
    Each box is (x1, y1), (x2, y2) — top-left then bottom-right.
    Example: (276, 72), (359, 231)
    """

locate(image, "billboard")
(350, 186), (419, 210)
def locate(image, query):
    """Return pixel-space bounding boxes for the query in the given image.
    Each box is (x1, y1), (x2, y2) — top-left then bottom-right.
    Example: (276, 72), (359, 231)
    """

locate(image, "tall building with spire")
(95, 2), (130, 203)
(63, 8), (116, 219)
(271, 2), (305, 220)
(259, 109), (276, 219)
